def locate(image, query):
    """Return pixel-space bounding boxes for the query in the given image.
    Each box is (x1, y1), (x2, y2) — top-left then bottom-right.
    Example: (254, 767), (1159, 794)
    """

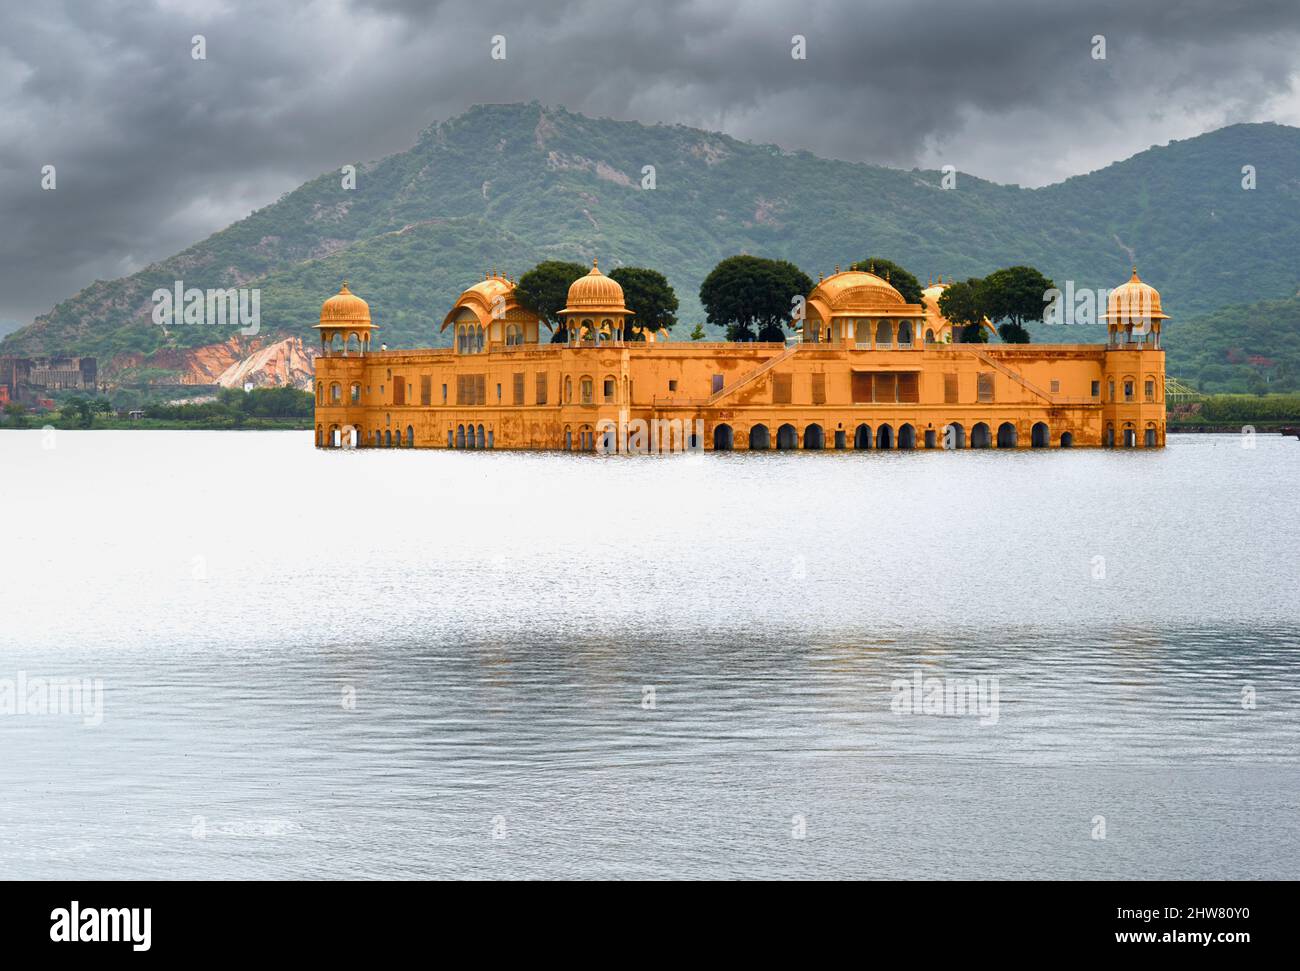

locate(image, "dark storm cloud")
(1, 0), (1298, 325)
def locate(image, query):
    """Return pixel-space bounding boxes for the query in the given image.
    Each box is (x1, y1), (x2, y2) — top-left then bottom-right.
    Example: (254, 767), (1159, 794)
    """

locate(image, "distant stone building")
(0, 356), (98, 404)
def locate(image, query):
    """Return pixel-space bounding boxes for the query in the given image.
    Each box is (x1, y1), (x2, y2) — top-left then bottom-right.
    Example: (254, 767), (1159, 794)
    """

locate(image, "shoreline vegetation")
(1, 388), (1297, 434)
(1, 386), (313, 431)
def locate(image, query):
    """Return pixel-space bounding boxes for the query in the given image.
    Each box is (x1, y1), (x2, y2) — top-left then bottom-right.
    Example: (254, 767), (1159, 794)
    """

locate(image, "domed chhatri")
(810, 269), (906, 312)
(315, 282), (375, 357)
(561, 259), (629, 314)
(318, 282), (371, 326)
(313, 259), (1169, 452)
(1102, 268), (1169, 348)
(559, 259), (634, 344)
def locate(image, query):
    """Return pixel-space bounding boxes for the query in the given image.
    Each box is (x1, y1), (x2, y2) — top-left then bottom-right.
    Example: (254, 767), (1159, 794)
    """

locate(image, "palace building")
(313, 263), (1167, 451)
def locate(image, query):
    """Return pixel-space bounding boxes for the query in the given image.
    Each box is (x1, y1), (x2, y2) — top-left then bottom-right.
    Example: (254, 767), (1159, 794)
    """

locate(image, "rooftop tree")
(609, 266), (678, 339)
(515, 260), (588, 344)
(699, 255), (812, 342)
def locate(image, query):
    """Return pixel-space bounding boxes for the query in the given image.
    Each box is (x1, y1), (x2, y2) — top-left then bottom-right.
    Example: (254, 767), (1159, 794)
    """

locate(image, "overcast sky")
(2, 0), (1298, 327)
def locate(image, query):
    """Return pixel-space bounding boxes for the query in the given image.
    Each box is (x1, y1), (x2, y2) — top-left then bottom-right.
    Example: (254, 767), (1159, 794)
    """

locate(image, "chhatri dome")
(808, 268), (909, 313)
(561, 259), (629, 316)
(1102, 268), (1169, 324)
(317, 282), (371, 326)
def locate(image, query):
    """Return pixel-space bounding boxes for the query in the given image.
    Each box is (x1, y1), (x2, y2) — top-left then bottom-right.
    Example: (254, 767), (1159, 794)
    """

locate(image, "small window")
(497, 383), (502, 403)
(1124, 380), (1134, 402)
(442, 383), (448, 404)
(603, 378), (615, 403)
(513, 372), (525, 405)
(537, 373), (548, 406)
(1091, 380), (1100, 398)
(1144, 380), (1155, 402)
(1050, 380), (1060, 394)
(976, 372), (994, 403)
(668, 379), (678, 393)
(580, 377), (593, 404)
(420, 375), (431, 406)
(1108, 379), (1115, 402)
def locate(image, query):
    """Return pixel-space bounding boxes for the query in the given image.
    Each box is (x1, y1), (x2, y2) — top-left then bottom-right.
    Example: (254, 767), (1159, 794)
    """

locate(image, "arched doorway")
(898, 424), (916, 449)
(1060, 432), (1074, 448)
(749, 424), (771, 450)
(315, 424), (323, 447)
(803, 424), (825, 450)
(854, 424), (872, 449)
(713, 424), (734, 451)
(1031, 422), (1049, 448)
(776, 423), (798, 450)
(456, 425), (465, 449)
(1144, 424), (1157, 447)
(1123, 425), (1137, 448)
(944, 423), (965, 450)
(876, 424), (894, 449)
(971, 423), (991, 449)
(406, 425), (415, 448)
(466, 425), (476, 449)
(1104, 424), (1115, 448)
(478, 424), (486, 450)
(997, 422), (1017, 448)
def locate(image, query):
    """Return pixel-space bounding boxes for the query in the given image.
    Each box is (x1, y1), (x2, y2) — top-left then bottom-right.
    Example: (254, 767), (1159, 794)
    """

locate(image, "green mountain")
(5, 103), (1299, 389)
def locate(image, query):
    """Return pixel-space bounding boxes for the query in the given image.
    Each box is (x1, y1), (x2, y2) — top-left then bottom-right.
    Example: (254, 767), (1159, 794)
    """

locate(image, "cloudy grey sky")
(2, 0), (1298, 327)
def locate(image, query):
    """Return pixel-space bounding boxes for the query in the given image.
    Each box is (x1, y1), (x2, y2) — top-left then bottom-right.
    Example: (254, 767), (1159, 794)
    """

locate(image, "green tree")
(689, 324), (706, 341)
(849, 257), (924, 305)
(515, 261), (588, 344)
(699, 255), (812, 342)
(937, 279), (989, 343)
(3, 402), (26, 428)
(609, 266), (678, 338)
(979, 266), (1055, 343)
(60, 396), (95, 428)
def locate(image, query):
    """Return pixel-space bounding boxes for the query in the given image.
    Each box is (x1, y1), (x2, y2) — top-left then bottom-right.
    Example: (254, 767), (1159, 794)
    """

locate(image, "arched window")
(467, 424), (476, 449)
(582, 319), (594, 343)
(406, 425), (414, 447)
(477, 424), (485, 449)
(456, 424), (465, 449)
(925, 328), (935, 344)
(476, 325), (484, 353)
(316, 382), (322, 405)
(603, 375), (617, 403)
(876, 320), (892, 348)
(329, 382), (341, 404)
(856, 320), (871, 347)
(564, 377), (573, 403)
(897, 321), (913, 346)
(580, 376), (594, 404)
(350, 383), (361, 404)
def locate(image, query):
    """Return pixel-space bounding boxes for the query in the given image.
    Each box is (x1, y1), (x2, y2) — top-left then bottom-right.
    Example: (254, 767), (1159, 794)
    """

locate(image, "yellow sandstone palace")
(313, 262), (1167, 451)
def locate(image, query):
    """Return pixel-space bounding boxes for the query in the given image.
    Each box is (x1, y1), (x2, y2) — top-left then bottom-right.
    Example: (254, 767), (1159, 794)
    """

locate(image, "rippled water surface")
(1, 431), (1298, 878)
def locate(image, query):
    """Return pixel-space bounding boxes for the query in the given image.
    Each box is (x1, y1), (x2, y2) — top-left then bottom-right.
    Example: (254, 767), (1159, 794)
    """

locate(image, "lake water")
(1, 430), (1297, 879)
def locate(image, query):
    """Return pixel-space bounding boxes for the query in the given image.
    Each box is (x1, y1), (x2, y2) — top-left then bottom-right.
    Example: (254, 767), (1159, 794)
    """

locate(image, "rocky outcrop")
(108, 336), (315, 390)
(216, 337), (315, 390)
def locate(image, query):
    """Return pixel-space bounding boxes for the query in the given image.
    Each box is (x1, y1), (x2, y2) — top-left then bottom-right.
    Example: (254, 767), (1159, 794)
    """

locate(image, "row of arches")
(708, 420), (1064, 451)
(316, 424), (415, 448)
(450, 423), (493, 449)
